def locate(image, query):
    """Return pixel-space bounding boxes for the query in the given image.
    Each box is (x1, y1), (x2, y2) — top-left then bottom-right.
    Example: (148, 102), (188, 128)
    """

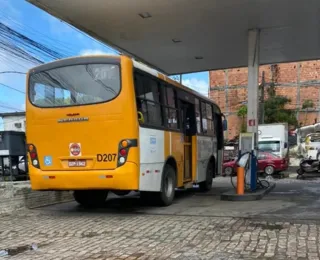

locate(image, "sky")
(0, 0), (209, 129)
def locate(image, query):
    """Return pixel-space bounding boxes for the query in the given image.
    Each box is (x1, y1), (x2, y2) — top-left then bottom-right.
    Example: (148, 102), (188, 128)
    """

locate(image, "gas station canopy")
(29, 0), (320, 75)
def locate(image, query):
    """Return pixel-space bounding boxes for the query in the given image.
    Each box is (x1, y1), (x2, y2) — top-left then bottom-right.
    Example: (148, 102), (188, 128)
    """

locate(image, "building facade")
(0, 112), (26, 132)
(209, 61), (320, 139)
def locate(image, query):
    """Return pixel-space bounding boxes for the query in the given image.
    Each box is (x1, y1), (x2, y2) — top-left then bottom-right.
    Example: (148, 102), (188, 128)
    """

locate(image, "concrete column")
(224, 69), (229, 140)
(247, 29), (260, 144)
(296, 63), (301, 121)
(246, 29), (260, 191)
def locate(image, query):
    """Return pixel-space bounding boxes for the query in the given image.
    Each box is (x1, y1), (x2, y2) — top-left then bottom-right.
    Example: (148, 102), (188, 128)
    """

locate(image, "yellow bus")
(26, 55), (227, 207)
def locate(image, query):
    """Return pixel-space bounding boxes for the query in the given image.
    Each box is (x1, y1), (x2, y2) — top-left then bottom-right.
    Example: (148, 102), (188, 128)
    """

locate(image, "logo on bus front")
(69, 143), (81, 156)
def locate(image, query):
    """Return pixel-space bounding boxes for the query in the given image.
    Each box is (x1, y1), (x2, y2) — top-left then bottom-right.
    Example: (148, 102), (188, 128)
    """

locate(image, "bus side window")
(134, 72), (163, 126)
(165, 87), (179, 129)
(195, 98), (202, 134)
(143, 78), (162, 126)
(215, 113), (224, 150)
(206, 103), (215, 136)
(136, 99), (146, 123)
(201, 102), (207, 133)
(134, 74), (148, 123)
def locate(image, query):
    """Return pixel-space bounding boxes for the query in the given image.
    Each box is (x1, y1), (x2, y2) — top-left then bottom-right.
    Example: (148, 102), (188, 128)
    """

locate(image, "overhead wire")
(0, 83), (25, 94)
(0, 71), (26, 75)
(0, 103), (24, 112)
(0, 11), (94, 56)
(0, 10), (120, 112)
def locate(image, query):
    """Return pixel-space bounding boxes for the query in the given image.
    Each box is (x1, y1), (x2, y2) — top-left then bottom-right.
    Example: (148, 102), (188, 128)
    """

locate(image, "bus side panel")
(196, 135), (217, 182)
(139, 127), (164, 191)
(169, 132), (184, 187)
(192, 136), (198, 182)
(217, 149), (223, 175)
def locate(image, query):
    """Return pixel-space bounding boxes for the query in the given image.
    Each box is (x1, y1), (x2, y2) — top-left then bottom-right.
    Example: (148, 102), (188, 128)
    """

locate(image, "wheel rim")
(225, 167), (232, 176)
(165, 175), (173, 198)
(265, 166), (274, 175)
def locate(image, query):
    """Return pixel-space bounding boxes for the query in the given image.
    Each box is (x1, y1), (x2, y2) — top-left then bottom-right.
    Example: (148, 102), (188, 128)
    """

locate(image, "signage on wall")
(248, 119), (255, 127)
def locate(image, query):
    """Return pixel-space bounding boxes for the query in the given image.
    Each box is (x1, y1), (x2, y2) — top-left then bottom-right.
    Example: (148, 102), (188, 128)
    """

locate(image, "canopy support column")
(246, 29), (260, 191)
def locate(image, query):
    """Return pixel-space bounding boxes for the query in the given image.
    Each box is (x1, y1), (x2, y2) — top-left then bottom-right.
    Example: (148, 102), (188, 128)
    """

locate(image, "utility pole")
(259, 71), (265, 124)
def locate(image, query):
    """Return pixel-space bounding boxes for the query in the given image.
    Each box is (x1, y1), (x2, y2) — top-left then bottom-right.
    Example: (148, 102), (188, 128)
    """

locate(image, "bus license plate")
(68, 160), (86, 167)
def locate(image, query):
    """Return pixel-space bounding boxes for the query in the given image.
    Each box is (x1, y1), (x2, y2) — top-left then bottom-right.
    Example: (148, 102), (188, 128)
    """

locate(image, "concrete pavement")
(1, 175), (320, 259)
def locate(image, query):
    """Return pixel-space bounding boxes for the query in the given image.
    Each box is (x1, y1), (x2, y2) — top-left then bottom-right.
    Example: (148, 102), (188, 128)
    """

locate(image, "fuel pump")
(239, 132), (257, 191)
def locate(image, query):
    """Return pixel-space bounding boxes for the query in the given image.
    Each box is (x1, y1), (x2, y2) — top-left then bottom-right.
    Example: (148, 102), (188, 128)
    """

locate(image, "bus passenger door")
(180, 101), (196, 182)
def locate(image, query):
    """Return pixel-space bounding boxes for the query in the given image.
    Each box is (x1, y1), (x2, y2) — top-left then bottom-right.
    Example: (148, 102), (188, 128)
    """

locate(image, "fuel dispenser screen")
(239, 133), (254, 153)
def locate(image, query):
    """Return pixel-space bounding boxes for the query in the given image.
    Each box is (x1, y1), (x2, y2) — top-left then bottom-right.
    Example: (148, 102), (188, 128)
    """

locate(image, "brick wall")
(210, 60), (320, 139)
(0, 181), (73, 215)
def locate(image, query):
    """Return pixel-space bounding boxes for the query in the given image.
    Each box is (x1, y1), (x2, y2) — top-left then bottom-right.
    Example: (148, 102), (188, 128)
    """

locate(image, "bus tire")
(199, 160), (214, 192)
(73, 190), (108, 208)
(157, 164), (176, 206)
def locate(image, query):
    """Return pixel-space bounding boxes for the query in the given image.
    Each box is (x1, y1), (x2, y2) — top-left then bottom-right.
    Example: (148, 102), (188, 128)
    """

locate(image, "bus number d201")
(96, 153), (117, 162)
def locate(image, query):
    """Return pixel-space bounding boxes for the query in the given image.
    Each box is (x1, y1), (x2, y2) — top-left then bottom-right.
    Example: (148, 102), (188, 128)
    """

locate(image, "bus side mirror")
(223, 119), (228, 131)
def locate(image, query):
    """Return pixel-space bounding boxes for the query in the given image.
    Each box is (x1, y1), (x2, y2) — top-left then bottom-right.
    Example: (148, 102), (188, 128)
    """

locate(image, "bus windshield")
(29, 63), (120, 108)
(258, 140), (280, 152)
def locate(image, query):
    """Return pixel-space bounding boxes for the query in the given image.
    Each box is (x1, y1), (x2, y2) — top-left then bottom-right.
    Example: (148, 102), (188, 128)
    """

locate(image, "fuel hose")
(230, 152), (270, 191)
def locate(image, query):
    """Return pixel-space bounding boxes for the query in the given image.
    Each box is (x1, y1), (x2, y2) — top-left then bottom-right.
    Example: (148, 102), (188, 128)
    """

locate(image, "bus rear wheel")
(157, 164), (176, 206)
(140, 164), (176, 206)
(199, 160), (214, 192)
(73, 190), (108, 208)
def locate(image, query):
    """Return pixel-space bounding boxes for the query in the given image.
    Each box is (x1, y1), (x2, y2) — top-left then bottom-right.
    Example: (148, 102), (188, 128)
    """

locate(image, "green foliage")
(237, 105), (247, 133)
(267, 82), (276, 97)
(236, 94), (299, 132)
(302, 99), (314, 109)
(264, 96), (298, 127)
(237, 105), (247, 118)
(236, 76), (299, 132)
(302, 99), (314, 125)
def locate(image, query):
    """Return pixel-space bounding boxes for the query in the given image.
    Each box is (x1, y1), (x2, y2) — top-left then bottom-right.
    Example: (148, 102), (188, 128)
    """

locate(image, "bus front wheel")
(73, 190), (108, 208)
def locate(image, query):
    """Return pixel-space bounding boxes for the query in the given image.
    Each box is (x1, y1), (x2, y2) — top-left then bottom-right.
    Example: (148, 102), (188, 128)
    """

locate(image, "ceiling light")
(195, 56), (203, 60)
(172, 39), (182, 43)
(139, 12), (152, 19)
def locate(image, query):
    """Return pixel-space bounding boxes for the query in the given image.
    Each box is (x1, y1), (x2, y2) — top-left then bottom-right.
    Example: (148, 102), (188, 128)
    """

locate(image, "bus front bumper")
(29, 162), (139, 191)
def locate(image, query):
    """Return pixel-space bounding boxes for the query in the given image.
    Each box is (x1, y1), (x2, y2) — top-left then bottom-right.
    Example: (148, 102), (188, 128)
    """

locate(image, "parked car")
(223, 151), (288, 176)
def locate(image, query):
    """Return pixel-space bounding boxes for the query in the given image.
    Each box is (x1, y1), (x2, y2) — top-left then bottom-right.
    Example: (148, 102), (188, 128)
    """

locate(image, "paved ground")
(2, 172), (320, 260)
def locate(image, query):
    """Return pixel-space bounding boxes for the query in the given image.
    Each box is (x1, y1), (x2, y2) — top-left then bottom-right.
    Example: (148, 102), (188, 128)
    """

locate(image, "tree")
(264, 96), (298, 127)
(302, 99), (314, 125)
(237, 105), (247, 133)
(261, 81), (298, 127)
(237, 81), (299, 134)
(236, 94), (298, 135)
